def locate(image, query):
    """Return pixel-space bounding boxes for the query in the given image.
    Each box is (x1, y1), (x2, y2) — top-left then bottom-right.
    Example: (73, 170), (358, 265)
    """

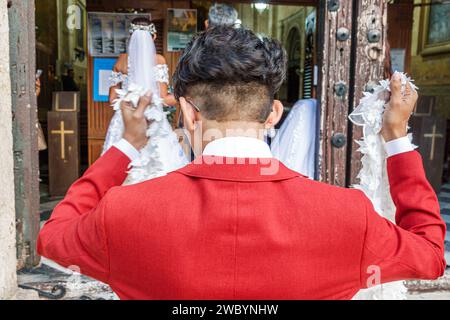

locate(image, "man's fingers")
(407, 89), (419, 106)
(120, 100), (133, 110)
(390, 72), (402, 102)
(135, 91), (152, 118)
(404, 83), (412, 97)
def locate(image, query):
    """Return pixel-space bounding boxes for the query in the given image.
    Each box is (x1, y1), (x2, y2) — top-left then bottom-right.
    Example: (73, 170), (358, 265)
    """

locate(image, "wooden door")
(317, 0), (354, 186)
(386, 0), (413, 74)
(87, 56), (116, 164)
(412, 116), (447, 193)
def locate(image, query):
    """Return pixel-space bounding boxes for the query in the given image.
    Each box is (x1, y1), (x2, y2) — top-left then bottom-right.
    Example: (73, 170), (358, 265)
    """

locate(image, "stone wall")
(0, 0), (17, 299)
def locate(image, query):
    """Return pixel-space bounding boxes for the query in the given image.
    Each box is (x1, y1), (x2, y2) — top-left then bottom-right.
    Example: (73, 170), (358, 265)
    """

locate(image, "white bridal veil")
(127, 29), (160, 98)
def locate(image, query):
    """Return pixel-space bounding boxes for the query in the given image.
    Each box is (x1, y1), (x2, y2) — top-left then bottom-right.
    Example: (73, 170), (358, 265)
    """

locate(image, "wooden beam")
(317, 0), (354, 186)
(348, 0), (388, 186)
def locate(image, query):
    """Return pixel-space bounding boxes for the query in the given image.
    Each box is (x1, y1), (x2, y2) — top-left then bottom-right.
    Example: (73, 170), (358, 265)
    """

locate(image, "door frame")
(9, 0), (41, 269)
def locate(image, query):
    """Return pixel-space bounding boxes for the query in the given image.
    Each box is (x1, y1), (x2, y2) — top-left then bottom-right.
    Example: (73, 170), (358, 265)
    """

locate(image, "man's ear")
(204, 20), (209, 29)
(265, 100), (284, 129)
(179, 97), (199, 132)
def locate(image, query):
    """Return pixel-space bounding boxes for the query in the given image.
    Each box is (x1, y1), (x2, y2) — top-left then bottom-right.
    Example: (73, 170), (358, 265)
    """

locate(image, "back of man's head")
(208, 3), (238, 28)
(173, 27), (287, 123)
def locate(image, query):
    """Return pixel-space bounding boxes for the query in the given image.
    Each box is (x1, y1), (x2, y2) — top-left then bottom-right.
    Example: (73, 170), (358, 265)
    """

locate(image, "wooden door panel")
(88, 139), (107, 165)
(348, 0), (388, 186)
(387, 1), (413, 74)
(317, 0), (355, 186)
(87, 56), (114, 164)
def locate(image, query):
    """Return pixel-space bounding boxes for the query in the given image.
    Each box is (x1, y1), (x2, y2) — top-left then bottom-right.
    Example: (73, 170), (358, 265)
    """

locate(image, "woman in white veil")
(271, 99), (318, 179)
(105, 17), (188, 185)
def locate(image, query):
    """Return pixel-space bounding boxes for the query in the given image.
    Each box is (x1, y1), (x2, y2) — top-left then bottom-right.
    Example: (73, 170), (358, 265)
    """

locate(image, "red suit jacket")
(38, 148), (446, 300)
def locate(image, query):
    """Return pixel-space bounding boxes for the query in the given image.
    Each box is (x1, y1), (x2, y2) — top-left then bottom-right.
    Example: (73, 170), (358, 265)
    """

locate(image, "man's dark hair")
(173, 26), (287, 123)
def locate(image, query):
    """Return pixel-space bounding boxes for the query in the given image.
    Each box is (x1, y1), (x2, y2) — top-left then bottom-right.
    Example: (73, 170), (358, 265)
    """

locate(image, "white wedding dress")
(103, 29), (188, 185)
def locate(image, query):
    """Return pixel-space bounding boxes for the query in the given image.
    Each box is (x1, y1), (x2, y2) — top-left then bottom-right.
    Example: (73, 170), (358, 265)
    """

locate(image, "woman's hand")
(381, 73), (418, 142)
(122, 91), (152, 150)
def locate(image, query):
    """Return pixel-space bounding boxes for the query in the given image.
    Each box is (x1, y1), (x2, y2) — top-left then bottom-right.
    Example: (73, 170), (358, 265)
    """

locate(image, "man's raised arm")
(360, 73), (446, 287)
(37, 94), (150, 283)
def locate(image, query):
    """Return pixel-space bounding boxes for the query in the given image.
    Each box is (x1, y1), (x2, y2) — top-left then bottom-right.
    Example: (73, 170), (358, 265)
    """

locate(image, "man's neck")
(188, 120), (267, 156)
(201, 120), (266, 148)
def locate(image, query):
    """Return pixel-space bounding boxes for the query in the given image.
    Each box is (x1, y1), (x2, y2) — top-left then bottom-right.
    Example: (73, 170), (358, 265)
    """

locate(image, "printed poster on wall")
(168, 9), (197, 52)
(88, 12), (151, 57)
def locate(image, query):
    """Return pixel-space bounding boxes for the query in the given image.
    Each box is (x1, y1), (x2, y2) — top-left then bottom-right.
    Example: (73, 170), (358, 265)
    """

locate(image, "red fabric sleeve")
(37, 147), (131, 283)
(360, 151), (446, 288)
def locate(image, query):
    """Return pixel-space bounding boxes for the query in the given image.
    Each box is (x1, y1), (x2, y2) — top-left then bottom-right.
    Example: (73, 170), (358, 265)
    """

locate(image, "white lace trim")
(154, 64), (170, 84)
(108, 64), (169, 90)
(349, 72), (418, 300)
(109, 71), (129, 90)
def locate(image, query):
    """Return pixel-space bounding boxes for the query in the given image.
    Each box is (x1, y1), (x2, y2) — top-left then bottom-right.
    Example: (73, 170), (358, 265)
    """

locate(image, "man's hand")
(122, 91), (152, 150)
(381, 73), (419, 142)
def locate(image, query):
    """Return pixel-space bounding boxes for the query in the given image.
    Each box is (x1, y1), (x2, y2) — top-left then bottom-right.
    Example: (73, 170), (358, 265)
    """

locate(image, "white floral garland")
(349, 72), (417, 300)
(112, 83), (172, 184)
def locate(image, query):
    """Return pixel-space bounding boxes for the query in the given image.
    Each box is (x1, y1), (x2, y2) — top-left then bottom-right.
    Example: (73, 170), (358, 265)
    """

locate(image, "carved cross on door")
(51, 121), (75, 160)
(424, 124), (444, 161)
(412, 116), (447, 193)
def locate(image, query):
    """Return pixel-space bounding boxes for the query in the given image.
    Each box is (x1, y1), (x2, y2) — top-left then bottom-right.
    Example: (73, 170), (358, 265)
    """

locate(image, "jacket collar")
(203, 137), (273, 158)
(176, 156), (302, 182)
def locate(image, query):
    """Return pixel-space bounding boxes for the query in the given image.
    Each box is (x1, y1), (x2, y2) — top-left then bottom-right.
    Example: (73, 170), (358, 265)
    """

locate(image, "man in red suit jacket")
(38, 27), (446, 300)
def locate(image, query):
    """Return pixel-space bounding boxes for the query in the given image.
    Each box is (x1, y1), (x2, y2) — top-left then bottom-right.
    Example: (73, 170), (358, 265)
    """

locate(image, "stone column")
(0, 0), (17, 299)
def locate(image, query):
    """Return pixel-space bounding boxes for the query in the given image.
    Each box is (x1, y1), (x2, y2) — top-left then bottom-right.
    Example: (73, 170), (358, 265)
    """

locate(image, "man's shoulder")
(289, 174), (365, 196)
(110, 171), (186, 193)
(285, 176), (369, 215)
(101, 172), (190, 224)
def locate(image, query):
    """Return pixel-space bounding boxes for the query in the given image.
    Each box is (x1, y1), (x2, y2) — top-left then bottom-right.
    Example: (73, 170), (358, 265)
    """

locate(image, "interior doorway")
(35, 0), (89, 220)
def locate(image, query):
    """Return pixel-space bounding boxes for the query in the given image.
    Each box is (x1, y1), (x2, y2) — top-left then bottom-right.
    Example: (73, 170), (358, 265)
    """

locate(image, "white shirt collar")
(203, 137), (273, 158)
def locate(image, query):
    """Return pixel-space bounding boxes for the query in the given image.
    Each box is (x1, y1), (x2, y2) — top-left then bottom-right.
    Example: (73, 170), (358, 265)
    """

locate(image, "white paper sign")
(391, 48), (406, 73)
(99, 70), (111, 96)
